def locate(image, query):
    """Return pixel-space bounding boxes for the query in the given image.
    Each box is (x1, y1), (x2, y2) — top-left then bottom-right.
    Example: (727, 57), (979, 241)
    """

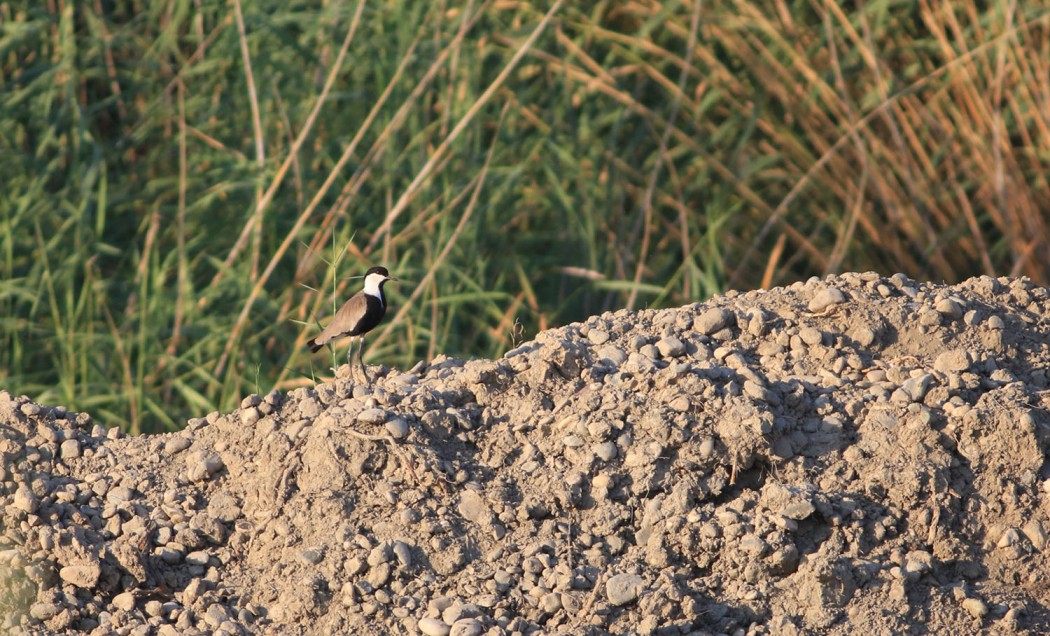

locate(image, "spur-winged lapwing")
(308, 266), (396, 383)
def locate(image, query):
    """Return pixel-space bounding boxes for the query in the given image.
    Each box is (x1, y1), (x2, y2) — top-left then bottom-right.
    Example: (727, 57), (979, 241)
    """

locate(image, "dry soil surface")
(3, 272), (1050, 636)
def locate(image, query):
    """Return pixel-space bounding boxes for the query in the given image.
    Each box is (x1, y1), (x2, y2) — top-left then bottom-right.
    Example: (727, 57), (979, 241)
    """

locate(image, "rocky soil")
(3, 272), (1050, 635)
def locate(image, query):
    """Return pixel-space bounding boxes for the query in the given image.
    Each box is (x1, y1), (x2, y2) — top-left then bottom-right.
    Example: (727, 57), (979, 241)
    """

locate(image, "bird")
(308, 266), (396, 383)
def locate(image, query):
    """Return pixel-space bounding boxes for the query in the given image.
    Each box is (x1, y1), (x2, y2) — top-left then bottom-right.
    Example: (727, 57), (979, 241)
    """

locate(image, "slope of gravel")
(3, 272), (1050, 636)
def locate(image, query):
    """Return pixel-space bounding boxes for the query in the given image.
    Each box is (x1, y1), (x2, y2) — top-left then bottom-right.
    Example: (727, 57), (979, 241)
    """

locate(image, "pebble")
(418, 616), (451, 636)
(596, 345), (627, 366)
(656, 337), (686, 358)
(588, 329), (610, 345)
(60, 438), (81, 459)
(961, 597), (988, 618)
(188, 451), (225, 482)
(358, 408), (389, 425)
(392, 541), (413, 568)
(449, 618), (484, 636)
(186, 550), (211, 566)
(808, 287), (846, 312)
(205, 603), (231, 627)
(1022, 520), (1048, 550)
(997, 528), (1021, 549)
(59, 563), (101, 588)
(107, 486), (135, 504)
(594, 441), (618, 461)
(694, 308), (734, 335)
(240, 407), (261, 426)
(934, 349), (971, 373)
(30, 602), (60, 621)
(183, 578), (208, 605)
(13, 486), (39, 513)
(20, 402), (42, 416)
(164, 436), (192, 455)
(901, 374), (932, 402)
(935, 297), (963, 318)
(606, 573), (644, 606)
(799, 327), (822, 346)
(386, 417), (410, 439)
(113, 591), (136, 612)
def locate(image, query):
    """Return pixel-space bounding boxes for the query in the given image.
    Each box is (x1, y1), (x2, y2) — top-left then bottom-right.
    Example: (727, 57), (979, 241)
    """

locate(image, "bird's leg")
(345, 339), (356, 382)
(359, 336), (371, 385)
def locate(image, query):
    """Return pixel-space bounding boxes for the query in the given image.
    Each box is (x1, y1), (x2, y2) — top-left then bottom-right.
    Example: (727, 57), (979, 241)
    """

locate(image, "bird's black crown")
(365, 266), (390, 278)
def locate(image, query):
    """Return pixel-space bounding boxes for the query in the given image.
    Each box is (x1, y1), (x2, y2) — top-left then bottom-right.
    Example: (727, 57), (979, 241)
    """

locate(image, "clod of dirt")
(3, 272), (1050, 635)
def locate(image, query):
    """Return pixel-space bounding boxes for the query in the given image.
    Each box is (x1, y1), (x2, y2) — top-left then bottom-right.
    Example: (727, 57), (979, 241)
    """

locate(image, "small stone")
(164, 436), (192, 456)
(107, 486), (135, 504)
(113, 591), (136, 612)
(392, 541), (413, 569)
(1022, 520), (1048, 550)
(782, 501), (815, 521)
(386, 417), (410, 439)
(240, 407), (261, 426)
(997, 528), (1021, 549)
(300, 548), (324, 565)
(60, 563), (101, 588)
(30, 602), (60, 621)
(13, 486), (39, 513)
(639, 344), (661, 360)
(934, 349), (971, 373)
(903, 550), (932, 580)
(694, 308), (734, 335)
(188, 451), (225, 482)
(358, 408), (388, 425)
(799, 327), (822, 346)
(60, 438), (82, 460)
(418, 616), (451, 636)
(540, 591), (562, 613)
(368, 543), (392, 567)
(588, 329), (610, 345)
(204, 603), (231, 627)
(20, 402), (42, 416)
(449, 618), (484, 636)
(606, 573), (644, 606)
(656, 337), (686, 358)
(156, 547), (183, 564)
(962, 597), (988, 619)
(935, 298), (963, 318)
(808, 287), (846, 312)
(594, 441), (618, 462)
(739, 534), (768, 555)
(902, 374), (932, 402)
(182, 578), (208, 605)
(186, 550), (211, 566)
(596, 345), (627, 366)
(458, 490), (488, 525)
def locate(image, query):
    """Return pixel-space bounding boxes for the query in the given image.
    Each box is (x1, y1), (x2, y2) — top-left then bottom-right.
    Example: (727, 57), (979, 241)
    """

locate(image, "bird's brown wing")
(311, 293), (368, 348)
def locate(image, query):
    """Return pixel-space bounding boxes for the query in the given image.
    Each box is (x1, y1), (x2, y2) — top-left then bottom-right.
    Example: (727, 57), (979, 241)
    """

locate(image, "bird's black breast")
(349, 293), (386, 336)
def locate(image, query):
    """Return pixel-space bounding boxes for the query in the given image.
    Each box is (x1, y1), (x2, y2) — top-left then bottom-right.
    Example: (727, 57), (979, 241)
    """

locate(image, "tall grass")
(2, 0), (1048, 432)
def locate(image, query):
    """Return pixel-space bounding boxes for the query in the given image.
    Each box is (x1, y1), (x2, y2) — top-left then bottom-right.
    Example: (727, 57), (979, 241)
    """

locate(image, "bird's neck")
(363, 276), (386, 306)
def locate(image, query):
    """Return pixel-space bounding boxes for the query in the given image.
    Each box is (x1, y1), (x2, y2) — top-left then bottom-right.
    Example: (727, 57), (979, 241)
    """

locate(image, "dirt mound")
(3, 272), (1050, 635)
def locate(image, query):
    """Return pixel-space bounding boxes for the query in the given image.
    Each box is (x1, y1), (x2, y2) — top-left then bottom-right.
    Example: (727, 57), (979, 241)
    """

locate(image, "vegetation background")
(2, 0), (1049, 433)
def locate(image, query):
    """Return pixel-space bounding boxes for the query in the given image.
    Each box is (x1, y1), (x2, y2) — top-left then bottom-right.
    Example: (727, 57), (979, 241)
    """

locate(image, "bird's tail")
(308, 339), (324, 353)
